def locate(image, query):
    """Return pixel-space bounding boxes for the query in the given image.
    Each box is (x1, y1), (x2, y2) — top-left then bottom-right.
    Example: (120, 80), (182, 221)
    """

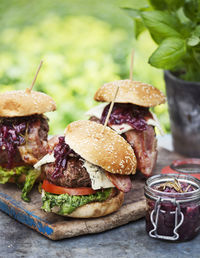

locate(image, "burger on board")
(35, 120), (137, 218)
(0, 89), (56, 201)
(86, 80), (166, 177)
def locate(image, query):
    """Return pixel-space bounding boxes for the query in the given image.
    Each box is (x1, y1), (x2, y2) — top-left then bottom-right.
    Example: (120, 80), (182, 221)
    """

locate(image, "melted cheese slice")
(147, 112), (164, 136)
(110, 124), (132, 134)
(85, 103), (108, 119)
(83, 161), (114, 190)
(34, 153), (55, 169)
(86, 104), (164, 135)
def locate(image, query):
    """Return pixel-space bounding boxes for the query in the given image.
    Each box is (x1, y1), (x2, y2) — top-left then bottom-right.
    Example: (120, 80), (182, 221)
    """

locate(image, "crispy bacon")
(105, 171), (132, 192)
(18, 118), (49, 165)
(48, 135), (60, 152)
(90, 115), (157, 177)
(124, 125), (157, 177)
(0, 116), (49, 168)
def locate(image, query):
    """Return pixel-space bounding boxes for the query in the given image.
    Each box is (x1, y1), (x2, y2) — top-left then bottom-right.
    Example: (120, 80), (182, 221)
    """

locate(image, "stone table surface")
(1, 135), (199, 258)
(1, 211), (199, 258)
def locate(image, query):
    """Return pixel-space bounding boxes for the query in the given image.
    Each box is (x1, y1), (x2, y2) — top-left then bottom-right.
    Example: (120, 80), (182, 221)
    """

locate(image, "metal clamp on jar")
(144, 174), (200, 242)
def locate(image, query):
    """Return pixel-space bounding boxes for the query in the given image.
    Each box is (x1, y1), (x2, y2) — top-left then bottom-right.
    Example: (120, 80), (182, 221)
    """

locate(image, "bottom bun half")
(52, 190), (124, 218)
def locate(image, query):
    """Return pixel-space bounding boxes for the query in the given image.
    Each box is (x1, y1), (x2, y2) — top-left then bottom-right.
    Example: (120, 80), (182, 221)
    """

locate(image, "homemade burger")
(35, 120), (137, 218)
(86, 80), (166, 177)
(0, 90), (56, 201)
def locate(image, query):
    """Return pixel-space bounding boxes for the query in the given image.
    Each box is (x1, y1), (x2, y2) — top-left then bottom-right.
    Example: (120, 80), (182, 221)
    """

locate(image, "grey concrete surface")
(0, 210), (199, 258)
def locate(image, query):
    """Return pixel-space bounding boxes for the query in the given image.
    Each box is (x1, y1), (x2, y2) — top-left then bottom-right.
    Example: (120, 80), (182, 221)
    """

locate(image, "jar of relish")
(144, 174), (200, 241)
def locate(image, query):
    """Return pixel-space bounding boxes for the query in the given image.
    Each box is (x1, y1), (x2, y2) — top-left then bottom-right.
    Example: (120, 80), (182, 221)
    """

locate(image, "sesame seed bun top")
(64, 120), (137, 175)
(0, 90), (56, 117)
(94, 80), (166, 107)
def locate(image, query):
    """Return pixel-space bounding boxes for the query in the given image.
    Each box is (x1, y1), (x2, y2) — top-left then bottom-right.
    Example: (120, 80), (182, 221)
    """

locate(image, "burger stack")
(0, 77), (165, 219)
(87, 80), (165, 177)
(35, 120), (137, 218)
(0, 90), (56, 201)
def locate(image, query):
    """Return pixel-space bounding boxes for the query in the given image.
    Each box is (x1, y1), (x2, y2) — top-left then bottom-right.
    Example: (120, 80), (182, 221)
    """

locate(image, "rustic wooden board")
(0, 147), (182, 240)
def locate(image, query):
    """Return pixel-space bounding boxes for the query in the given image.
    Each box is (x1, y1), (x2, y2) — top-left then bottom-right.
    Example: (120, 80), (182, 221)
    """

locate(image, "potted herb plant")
(122, 0), (200, 157)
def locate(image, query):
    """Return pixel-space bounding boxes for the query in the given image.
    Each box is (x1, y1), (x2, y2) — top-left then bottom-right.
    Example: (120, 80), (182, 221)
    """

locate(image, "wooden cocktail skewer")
(129, 49), (134, 81)
(26, 60), (43, 93)
(101, 83), (119, 133)
(101, 49), (134, 133)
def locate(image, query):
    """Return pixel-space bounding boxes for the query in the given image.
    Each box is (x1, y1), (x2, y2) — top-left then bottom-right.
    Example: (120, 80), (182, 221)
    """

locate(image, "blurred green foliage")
(0, 0), (169, 134)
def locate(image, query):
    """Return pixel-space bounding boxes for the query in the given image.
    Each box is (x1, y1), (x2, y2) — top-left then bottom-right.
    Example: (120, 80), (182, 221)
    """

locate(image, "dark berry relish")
(0, 115), (42, 168)
(100, 103), (152, 131)
(52, 136), (79, 179)
(145, 175), (200, 242)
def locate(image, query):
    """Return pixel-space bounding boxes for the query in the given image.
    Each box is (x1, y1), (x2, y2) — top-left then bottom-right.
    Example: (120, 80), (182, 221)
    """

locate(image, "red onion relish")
(100, 103), (152, 131)
(145, 174), (200, 241)
(0, 115), (43, 168)
(52, 136), (79, 179)
(153, 181), (195, 193)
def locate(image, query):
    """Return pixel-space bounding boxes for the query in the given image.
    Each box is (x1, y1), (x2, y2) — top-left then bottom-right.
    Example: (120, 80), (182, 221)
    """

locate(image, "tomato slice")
(42, 180), (96, 195)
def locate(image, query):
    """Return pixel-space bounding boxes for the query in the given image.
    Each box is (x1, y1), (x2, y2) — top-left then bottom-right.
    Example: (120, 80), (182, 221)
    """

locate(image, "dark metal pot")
(164, 70), (200, 157)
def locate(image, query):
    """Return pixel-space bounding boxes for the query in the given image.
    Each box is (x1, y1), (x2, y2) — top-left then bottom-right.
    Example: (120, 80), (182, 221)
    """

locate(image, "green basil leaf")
(150, 0), (183, 11)
(149, 37), (186, 69)
(183, 0), (200, 22)
(134, 18), (146, 38)
(117, 8), (146, 38)
(165, 0), (182, 11)
(122, 8), (140, 19)
(187, 35), (200, 46)
(194, 25), (200, 37)
(149, 0), (167, 10)
(141, 11), (181, 43)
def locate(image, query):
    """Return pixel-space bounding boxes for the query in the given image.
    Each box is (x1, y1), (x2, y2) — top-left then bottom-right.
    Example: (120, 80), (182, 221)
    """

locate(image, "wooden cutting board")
(0, 147), (182, 240)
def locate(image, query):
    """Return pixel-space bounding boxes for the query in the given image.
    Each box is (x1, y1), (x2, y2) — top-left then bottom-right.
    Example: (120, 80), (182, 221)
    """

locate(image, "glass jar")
(144, 174), (200, 241)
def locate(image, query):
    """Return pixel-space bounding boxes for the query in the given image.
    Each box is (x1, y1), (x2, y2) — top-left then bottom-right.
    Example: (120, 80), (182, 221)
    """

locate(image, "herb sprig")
(155, 179), (193, 193)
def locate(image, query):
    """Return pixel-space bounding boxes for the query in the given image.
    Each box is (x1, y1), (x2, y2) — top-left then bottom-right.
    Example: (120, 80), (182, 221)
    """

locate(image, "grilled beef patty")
(43, 157), (92, 188)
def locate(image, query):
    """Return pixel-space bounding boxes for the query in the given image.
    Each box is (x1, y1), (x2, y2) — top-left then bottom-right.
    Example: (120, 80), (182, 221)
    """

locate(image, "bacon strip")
(105, 171), (132, 193)
(90, 116), (157, 177)
(124, 125), (157, 177)
(18, 119), (48, 165)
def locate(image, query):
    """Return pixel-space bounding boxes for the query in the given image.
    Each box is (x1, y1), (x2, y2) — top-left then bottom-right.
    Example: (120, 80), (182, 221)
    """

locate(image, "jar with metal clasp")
(144, 174), (200, 241)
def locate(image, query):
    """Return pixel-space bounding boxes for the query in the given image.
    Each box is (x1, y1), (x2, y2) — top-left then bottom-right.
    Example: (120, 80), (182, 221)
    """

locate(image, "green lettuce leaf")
(42, 188), (112, 215)
(0, 165), (41, 202)
(0, 166), (29, 184)
(21, 169), (41, 202)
